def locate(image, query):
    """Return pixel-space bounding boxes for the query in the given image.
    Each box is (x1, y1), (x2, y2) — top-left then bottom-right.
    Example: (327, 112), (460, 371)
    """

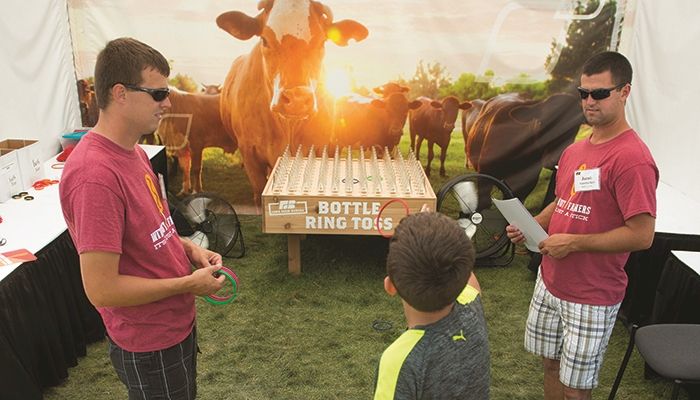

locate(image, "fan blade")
(188, 231), (210, 249)
(206, 198), (236, 215)
(465, 224), (477, 239)
(183, 197), (214, 224)
(457, 218), (477, 239)
(213, 222), (238, 240)
(452, 181), (478, 213)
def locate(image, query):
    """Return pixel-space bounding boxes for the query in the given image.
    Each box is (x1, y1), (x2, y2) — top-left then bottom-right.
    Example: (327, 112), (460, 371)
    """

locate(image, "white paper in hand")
(492, 197), (548, 253)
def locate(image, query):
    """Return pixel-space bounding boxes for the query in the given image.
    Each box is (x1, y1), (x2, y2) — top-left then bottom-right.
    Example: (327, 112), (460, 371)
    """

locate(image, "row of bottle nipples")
(271, 145), (291, 193)
(287, 146), (305, 192)
(331, 146), (341, 193)
(273, 145), (425, 195)
(358, 146), (368, 193)
(370, 147), (383, 194)
(406, 148), (425, 196)
(301, 145), (316, 193)
(381, 148), (398, 194)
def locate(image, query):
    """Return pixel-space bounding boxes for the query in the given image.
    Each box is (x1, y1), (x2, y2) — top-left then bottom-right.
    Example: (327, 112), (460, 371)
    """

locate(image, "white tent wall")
(0, 0), (80, 161)
(620, 0), (700, 205)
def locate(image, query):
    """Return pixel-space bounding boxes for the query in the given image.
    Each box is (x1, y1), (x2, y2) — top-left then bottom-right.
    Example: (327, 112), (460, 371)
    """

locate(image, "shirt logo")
(145, 174), (175, 249)
(145, 174), (165, 217)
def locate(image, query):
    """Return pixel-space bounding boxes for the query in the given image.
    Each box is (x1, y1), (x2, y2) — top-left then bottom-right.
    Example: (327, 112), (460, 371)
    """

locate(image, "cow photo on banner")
(68, 0), (622, 211)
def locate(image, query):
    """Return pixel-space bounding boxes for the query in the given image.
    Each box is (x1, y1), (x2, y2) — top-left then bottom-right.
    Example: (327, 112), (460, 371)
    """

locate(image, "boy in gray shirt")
(374, 212), (490, 400)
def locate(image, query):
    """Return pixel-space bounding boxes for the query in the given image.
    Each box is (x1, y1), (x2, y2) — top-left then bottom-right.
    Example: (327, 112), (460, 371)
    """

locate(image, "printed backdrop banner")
(67, 0), (622, 205)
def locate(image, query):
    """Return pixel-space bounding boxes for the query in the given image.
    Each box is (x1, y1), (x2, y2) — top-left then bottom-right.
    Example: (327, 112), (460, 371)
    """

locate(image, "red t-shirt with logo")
(542, 129), (658, 305)
(60, 132), (194, 352)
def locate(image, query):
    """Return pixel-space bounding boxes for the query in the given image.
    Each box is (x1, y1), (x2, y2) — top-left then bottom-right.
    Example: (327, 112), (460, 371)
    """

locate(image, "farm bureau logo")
(269, 200), (308, 216)
(144, 174), (177, 250)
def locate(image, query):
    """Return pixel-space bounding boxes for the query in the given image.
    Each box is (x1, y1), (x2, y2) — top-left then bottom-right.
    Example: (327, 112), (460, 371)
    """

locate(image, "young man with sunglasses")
(507, 51), (658, 400)
(60, 37), (226, 399)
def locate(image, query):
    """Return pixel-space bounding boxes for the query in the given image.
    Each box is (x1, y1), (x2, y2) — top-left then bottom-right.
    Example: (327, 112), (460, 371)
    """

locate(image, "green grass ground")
(44, 129), (688, 399)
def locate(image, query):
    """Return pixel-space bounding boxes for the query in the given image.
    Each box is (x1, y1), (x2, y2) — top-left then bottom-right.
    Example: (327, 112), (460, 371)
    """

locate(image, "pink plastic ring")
(206, 266), (240, 305)
(375, 198), (410, 238)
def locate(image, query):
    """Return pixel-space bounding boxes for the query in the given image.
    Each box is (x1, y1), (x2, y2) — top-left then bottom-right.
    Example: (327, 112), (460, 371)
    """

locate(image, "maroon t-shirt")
(60, 132), (194, 352)
(542, 129), (658, 305)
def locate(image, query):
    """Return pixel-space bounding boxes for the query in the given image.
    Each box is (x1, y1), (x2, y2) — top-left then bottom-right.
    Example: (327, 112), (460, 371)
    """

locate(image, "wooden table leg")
(287, 234), (305, 275)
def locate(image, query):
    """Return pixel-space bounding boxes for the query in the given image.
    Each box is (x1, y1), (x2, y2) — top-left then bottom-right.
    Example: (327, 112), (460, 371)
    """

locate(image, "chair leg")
(608, 324), (639, 400)
(670, 380), (680, 400)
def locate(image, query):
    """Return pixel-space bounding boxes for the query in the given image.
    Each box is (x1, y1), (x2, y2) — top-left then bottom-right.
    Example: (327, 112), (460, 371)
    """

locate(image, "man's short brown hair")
(94, 37), (170, 109)
(387, 212), (475, 312)
(581, 51), (633, 86)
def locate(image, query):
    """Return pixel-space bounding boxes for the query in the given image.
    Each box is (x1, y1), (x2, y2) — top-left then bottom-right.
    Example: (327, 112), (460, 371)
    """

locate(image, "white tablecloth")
(671, 250), (700, 276)
(0, 144), (164, 282)
(656, 181), (700, 236)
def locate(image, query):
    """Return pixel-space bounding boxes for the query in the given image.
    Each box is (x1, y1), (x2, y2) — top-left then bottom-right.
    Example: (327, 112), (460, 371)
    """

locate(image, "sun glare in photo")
(324, 68), (353, 99)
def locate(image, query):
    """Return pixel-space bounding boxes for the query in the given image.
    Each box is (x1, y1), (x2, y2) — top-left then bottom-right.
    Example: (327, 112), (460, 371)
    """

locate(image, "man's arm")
(539, 213), (655, 259)
(534, 200), (557, 231)
(80, 251), (224, 308)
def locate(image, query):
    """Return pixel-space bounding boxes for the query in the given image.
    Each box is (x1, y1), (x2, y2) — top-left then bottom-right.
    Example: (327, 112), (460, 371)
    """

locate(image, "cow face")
(370, 94), (422, 138)
(200, 84), (222, 95)
(217, 0), (368, 120)
(430, 97), (472, 132)
(373, 82), (410, 98)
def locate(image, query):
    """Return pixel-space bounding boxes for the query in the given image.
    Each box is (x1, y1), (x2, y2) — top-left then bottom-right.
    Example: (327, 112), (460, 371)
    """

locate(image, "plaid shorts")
(524, 273), (620, 389)
(108, 328), (198, 400)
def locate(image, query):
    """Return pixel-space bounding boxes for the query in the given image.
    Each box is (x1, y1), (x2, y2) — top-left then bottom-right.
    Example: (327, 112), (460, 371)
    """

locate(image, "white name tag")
(574, 168), (600, 192)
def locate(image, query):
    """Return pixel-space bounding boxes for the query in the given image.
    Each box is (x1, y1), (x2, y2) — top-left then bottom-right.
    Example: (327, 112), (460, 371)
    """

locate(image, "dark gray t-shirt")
(374, 289), (490, 400)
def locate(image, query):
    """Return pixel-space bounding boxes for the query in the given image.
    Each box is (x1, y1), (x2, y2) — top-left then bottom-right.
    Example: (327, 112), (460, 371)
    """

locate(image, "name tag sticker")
(574, 168), (600, 192)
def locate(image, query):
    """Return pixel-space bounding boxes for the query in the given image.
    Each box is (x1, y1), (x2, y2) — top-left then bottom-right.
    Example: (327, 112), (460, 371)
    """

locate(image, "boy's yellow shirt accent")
(374, 330), (425, 400)
(457, 284), (479, 305)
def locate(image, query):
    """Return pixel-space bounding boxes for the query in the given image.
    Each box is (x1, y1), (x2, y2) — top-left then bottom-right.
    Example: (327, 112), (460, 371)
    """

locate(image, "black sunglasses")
(577, 83), (627, 101)
(121, 84), (170, 102)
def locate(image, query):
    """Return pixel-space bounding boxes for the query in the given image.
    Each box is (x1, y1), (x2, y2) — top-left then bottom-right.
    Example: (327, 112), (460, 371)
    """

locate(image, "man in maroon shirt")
(507, 51), (658, 400)
(60, 38), (225, 399)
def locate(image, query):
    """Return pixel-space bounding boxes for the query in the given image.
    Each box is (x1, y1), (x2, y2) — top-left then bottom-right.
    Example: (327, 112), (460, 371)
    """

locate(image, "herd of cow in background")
(76, 0), (586, 208)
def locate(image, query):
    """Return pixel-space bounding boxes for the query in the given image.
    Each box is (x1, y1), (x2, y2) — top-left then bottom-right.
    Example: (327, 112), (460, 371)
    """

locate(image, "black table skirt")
(651, 252), (700, 324)
(0, 232), (105, 400)
(620, 232), (700, 326)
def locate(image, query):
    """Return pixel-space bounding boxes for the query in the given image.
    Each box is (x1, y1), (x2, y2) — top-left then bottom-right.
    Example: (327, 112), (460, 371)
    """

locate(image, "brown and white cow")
(200, 84), (222, 95)
(334, 93), (421, 153)
(156, 89), (237, 196)
(467, 92), (584, 207)
(77, 79), (98, 127)
(216, 0), (368, 205)
(461, 98), (485, 169)
(410, 96), (472, 177)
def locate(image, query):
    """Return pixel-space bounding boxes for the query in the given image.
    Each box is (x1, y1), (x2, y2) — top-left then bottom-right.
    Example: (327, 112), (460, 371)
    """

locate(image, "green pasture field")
(43, 127), (686, 399)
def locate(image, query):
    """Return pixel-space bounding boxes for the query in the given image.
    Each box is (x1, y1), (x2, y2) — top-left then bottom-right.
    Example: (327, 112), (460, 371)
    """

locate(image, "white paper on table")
(492, 197), (548, 253)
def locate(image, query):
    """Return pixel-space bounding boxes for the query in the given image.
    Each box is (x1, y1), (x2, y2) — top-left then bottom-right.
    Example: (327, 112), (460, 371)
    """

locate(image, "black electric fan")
(436, 173), (514, 266)
(170, 192), (245, 258)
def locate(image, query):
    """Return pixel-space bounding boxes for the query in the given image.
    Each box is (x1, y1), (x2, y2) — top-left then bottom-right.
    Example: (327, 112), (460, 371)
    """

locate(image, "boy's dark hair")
(387, 212), (475, 312)
(94, 37), (170, 109)
(581, 51), (633, 86)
